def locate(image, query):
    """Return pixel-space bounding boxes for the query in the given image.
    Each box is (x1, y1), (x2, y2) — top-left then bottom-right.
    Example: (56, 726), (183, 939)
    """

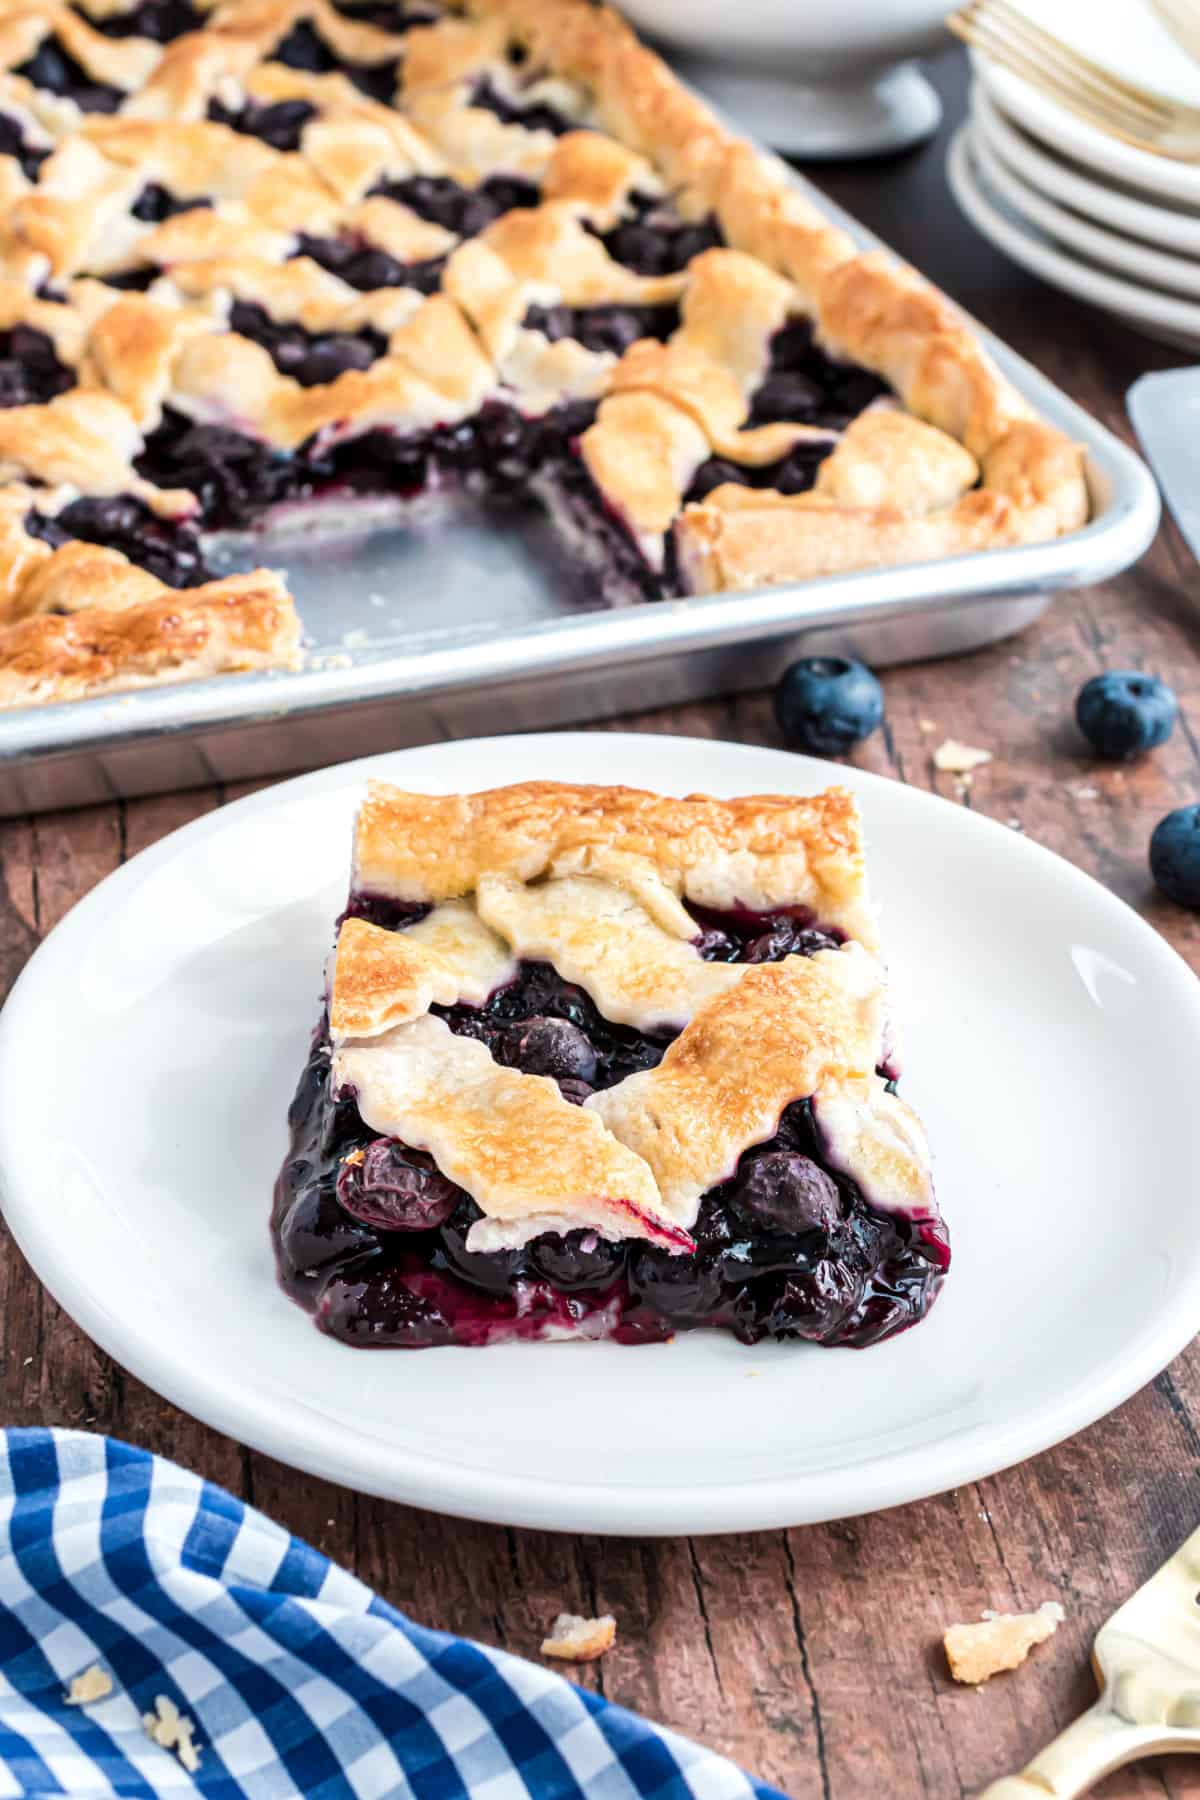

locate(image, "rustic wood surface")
(1, 46), (1199, 1800)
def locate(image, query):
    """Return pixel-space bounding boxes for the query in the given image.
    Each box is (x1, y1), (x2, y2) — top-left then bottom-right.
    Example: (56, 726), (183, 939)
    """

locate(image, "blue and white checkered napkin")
(0, 1430), (786, 1799)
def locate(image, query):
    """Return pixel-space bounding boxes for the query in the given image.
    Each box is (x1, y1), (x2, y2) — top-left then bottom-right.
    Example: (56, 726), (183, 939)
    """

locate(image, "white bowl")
(617, 0), (949, 159)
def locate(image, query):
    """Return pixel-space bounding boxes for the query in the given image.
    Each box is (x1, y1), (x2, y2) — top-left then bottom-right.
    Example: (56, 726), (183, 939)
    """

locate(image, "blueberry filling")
(336, 1138), (460, 1230)
(330, 0), (439, 27)
(129, 395), (598, 539)
(541, 454), (674, 603)
(681, 322), (893, 505)
(91, 0), (202, 39)
(137, 410), (318, 530)
(296, 233), (445, 296)
(438, 398), (597, 494)
(273, 893), (946, 1350)
(14, 39), (124, 111)
(593, 194), (724, 278)
(25, 496), (211, 588)
(747, 319), (889, 431)
(688, 905), (845, 963)
(206, 97), (318, 151)
(524, 300), (679, 358)
(95, 268), (160, 293)
(434, 959), (671, 1092)
(0, 114), (49, 181)
(470, 73), (575, 136)
(229, 300), (388, 386)
(270, 19), (398, 104)
(341, 893), (432, 931)
(0, 327), (74, 408)
(275, 1026), (947, 1350)
(684, 443), (835, 505)
(130, 185), (210, 224)
(369, 172), (540, 238)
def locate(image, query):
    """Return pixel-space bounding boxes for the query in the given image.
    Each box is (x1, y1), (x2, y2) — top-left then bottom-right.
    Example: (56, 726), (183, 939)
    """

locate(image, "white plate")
(972, 83), (1200, 256)
(3, 732), (1200, 1536)
(964, 84), (1200, 255)
(969, 108), (1200, 300)
(980, 61), (1200, 212)
(947, 126), (1200, 353)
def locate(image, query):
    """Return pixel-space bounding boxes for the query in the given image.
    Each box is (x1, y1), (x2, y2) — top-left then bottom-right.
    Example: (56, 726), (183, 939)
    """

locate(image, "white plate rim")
(971, 106), (1200, 295)
(972, 82), (1200, 254)
(947, 127), (1200, 349)
(4, 731), (1200, 1535)
(979, 58), (1200, 210)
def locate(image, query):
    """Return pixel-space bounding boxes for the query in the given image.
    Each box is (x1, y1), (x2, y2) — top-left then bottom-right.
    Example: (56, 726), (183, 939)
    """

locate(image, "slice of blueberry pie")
(275, 779), (949, 1350)
(0, 0), (1087, 706)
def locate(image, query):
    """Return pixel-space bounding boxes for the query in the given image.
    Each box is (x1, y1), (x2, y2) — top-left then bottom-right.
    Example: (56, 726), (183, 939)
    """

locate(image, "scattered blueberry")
(774, 655), (884, 757)
(1076, 671), (1178, 759)
(1150, 805), (1200, 907)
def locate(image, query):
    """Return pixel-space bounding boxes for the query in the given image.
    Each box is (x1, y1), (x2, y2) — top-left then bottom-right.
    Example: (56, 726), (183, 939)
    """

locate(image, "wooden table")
(3, 47), (1199, 1800)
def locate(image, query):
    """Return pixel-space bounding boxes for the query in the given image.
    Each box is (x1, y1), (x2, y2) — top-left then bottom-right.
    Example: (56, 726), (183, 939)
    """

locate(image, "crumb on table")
(944, 1602), (1065, 1685)
(933, 739), (993, 774)
(65, 1665), (113, 1706)
(541, 1613), (617, 1663)
(143, 1695), (202, 1772)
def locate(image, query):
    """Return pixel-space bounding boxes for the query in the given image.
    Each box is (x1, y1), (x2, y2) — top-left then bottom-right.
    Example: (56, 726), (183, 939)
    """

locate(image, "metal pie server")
(980, 1523), (1200, 1796)
(1128, 368), (1200, 566)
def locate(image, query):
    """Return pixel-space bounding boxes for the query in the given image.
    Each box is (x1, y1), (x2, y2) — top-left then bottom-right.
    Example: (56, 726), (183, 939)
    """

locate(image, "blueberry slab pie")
(0, 0), (1088, 707)
(275, 779), (950, 1349)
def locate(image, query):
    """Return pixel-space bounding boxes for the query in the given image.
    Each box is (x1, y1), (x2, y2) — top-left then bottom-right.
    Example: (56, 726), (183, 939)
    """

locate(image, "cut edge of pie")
(0, 0), (1089, 708)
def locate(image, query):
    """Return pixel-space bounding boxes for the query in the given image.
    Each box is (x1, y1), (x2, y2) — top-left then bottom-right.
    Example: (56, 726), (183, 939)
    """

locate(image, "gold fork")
(1149, 0), (1200, 67)
(948, 0), (1200, 162)
(979, 1523), (1200, 1797)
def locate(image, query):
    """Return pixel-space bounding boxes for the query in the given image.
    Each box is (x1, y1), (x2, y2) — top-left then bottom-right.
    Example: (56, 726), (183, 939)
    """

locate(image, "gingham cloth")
(0, 1430), (786, 1799)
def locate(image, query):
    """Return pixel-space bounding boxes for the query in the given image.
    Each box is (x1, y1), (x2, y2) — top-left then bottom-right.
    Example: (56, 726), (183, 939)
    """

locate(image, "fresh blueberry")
(1150, 805), (1200, 907)
(774, 655), (884, 756)
(1076, 671), (1178, 759)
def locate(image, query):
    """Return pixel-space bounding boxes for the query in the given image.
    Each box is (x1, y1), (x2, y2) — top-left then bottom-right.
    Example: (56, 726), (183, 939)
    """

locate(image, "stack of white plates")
(947, 0), (1200, 351)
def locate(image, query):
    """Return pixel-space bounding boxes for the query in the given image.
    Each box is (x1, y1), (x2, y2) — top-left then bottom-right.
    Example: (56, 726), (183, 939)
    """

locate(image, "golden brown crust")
(586, 948), (886, 1225)
(353, 777), (878, 944)
(0, 0), (1087, 711)
(333, 1013), (689, 1250)
(330, 909), (516, 1036)
(329, 779), (937, 1247)
(676, 487), (1039, 595)
(0, 569), (301, 706)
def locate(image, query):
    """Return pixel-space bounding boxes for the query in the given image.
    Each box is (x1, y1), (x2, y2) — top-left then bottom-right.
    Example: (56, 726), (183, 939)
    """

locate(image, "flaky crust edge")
(351, 776), (879, 948)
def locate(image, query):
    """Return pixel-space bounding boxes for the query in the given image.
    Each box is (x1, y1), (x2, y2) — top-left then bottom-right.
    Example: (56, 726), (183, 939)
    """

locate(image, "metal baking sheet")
(0, 168), (1160, 816)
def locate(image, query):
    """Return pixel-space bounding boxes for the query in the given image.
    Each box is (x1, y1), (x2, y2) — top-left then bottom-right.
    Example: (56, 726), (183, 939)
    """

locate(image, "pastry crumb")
(342, 1147), (365, 1167)
(944, 1601), (1064, 1684)
(143, 1696), (202, 1772)
(65, 1666), (112, 1706)
(1071, 785), (1099, 801)
(933, 738), (993, 774)
(919, 718), (938, 733)
(541, 1612), (617, 1662)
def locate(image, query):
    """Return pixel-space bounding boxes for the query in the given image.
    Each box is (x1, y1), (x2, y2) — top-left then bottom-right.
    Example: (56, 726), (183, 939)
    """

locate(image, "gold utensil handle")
(978, 1700), (1200, 1798)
